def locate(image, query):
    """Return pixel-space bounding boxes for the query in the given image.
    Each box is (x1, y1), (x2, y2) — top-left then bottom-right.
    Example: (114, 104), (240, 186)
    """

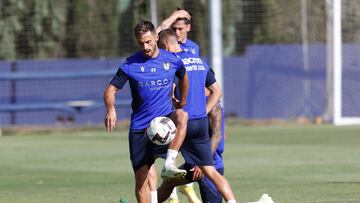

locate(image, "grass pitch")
(0, 124), (360, 203)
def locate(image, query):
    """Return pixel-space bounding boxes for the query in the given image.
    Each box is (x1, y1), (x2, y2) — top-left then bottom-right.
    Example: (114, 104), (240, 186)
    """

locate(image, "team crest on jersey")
(140, 66), (145, 72)
(191, 48), (195, 54)
(163, 62), (170, 71)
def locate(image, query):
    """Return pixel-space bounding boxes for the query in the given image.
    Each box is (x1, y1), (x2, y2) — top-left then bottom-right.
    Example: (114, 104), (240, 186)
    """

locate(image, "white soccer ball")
(146, 117), (176, 145)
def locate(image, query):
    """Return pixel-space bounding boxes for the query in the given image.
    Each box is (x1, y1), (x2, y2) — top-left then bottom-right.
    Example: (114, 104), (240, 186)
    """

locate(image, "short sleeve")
(205, 69), (216, 87)
(195, 44), (200, 56)
(174, 54), (186, 79)
(175, 65), (186, 79)
(110, 66), (128, 89)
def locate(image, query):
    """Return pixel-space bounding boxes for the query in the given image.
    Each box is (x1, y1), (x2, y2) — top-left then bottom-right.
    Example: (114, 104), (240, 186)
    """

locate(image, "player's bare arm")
(174, 73), (189, 109)
(206, 82), (222, 114)
(103, 84), (118, 132)
(156, 10), (191, 33)
(208, 103), (223, 154)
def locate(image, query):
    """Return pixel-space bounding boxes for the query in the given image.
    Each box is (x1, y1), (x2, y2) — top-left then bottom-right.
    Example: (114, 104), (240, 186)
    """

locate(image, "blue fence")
(0, 59), (132, 126)
(224, 44), (327, 119)
(1, 44), (360, 126)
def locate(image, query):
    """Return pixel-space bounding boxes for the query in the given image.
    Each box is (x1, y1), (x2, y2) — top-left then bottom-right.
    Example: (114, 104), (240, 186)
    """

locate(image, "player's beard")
(143, 46), (158, 58)
(143, 49), (153, 57)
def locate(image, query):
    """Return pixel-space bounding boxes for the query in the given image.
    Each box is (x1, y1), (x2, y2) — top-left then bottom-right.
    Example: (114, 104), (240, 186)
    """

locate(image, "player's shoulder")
(123, 51), (144, 64)
(177, 50), (196, 59)
(186, 39), (200, 48)
(159, 48), (176, 57)
(159, 49), (182, 62)
(178, 51), (204, 62)
(119, 52), (145, 73)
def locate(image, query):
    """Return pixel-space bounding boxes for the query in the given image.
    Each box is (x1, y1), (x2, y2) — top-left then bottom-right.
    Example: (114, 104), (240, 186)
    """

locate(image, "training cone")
(248, 193), (275, 203)
(120, 197), (129, 203)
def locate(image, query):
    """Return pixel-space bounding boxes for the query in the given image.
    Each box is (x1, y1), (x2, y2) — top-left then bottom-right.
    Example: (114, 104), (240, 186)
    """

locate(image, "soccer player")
(156, 10), (202, 203)
(157, 9), (200, 56)
(199, 86), (226, 203)
(156, 10), (229, 201)
(156, 29), (237, 203)
(165, 75), (226, 203)
(103, 21), (190, 203)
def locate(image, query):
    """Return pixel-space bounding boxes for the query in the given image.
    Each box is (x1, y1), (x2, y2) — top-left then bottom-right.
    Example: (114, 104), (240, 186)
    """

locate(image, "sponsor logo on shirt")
(185, 65), (206, 71)
(182, 57), (203, 65)
(137, 77), (173, 91)
(139, 66), (159, 73)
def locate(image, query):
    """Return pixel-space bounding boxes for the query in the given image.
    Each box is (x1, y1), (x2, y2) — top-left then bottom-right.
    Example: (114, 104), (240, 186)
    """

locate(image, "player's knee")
(148, 167), (157, 182)
(135, 166), (149, 183)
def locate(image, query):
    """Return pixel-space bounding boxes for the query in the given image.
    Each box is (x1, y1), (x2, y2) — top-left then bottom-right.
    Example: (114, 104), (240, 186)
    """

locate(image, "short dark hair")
(174, 8), (191, 24)
(158, 29), (177, 48)
(174, 17), (191, 25)
(158, 29), (177, 41)
(134, 20), (156, 38)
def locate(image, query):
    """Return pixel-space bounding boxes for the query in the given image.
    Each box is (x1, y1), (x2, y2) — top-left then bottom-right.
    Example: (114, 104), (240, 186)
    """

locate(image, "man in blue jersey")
(172, 17), (200, 56)
(156, 29), (237, 203)
(155, 10), (203, 203)
(157, 10), (227, 203)
(103, 21), (190, 203)
(157, 9), (200, 56)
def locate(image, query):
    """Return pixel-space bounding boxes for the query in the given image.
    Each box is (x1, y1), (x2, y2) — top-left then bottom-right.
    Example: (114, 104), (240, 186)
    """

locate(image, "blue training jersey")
(110, 49), (186, 130)
(179, 39), (200, 56)
(175, 51), (216, 120)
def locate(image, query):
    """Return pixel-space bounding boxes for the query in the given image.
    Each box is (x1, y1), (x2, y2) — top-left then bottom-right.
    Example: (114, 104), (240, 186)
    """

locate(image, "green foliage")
(0, 0), (24, 59)
(70, 0), (118, 58)
(0, 0), (67, 59)
(117, 0), (152, 56)
(1, 0), (359, 59)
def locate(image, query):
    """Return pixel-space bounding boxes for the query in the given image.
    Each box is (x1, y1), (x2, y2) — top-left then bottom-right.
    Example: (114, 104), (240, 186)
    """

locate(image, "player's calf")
(162, 110), (188, 179)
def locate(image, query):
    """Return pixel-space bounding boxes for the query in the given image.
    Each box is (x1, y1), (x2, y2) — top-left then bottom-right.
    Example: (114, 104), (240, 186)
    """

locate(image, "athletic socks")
(165, 149), (178, 168)
(150, 191), (158, 203)
(169, 187), (178, 199)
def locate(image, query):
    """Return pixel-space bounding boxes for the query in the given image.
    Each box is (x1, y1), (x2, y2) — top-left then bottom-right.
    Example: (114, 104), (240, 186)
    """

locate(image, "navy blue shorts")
(180, 117), (213, 166)
(128, 129), (168, 171)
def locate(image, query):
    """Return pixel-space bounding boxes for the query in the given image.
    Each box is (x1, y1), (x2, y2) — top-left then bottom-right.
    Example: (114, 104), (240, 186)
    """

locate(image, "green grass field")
(1, 124), (360, 203)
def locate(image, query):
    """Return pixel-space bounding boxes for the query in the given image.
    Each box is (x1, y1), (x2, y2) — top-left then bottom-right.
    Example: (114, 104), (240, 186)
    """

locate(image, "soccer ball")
(146, 117), (176, 145)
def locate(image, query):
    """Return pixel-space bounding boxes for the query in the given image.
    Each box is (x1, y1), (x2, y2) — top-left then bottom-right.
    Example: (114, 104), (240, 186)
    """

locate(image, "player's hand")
(171, 9), (191, 20)
(105, 110), (117, 132)
(173, 97), (187, 109)
(172, 97), (182, 109)
(190, 165), (203, 180)
(173, 101), (186, 109)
